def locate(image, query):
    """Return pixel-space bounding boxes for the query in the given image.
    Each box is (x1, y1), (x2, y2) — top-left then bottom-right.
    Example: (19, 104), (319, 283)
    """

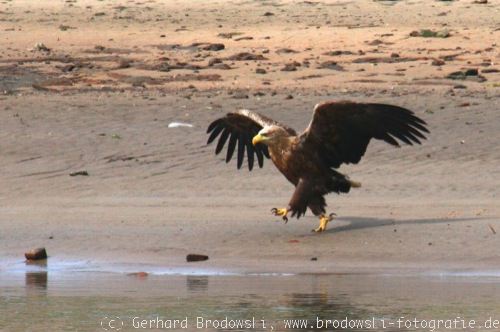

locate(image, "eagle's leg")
(271, 207), (289, 223)
(313, 213), (336, 233)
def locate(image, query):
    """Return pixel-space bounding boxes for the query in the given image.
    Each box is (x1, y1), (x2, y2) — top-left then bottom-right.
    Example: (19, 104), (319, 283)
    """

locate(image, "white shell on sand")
(168, 122), (194, 128)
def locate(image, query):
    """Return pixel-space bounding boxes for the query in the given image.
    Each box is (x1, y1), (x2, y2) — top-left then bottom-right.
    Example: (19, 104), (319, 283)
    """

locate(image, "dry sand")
(1, 0), (499, 274)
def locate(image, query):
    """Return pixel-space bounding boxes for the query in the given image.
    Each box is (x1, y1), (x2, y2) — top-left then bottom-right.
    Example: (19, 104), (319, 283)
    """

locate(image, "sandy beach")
(1, 0), (499, 274)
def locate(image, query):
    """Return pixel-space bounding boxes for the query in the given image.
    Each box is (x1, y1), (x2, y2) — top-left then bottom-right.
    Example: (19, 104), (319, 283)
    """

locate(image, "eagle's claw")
(271, 207), (289, 223)
(312, 213), (336, 233)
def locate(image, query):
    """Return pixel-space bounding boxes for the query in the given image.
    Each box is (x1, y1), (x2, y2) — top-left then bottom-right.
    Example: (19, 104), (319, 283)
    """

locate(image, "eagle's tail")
(327, 171), (360, 194)
(349, 179), (362, 188)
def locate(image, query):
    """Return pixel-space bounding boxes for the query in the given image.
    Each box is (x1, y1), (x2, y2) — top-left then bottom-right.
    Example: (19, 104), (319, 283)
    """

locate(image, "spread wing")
(206, 109), (295, 170)
(300, 101), (429, 168)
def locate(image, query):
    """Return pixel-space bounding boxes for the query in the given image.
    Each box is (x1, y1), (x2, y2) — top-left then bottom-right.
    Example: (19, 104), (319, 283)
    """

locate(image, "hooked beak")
(252, 134), (265, 146)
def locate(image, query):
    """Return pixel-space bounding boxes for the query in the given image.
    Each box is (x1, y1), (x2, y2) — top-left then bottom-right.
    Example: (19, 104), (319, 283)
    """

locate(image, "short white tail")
(350, 180), (362, 188)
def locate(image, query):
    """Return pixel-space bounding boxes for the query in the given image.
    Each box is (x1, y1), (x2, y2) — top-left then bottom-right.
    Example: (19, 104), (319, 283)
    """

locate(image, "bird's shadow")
(307, 215), (482, 235)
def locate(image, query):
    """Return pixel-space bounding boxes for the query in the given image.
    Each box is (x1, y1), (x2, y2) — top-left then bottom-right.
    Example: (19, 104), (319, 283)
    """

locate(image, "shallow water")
(2, 260), (500, 331)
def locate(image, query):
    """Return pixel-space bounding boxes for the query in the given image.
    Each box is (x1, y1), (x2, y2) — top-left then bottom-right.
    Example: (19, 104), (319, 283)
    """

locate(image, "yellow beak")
(252, 134), (264, 146)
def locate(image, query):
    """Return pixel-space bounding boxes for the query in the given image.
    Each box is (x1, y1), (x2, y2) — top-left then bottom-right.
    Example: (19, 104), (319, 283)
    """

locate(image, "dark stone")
(226, 52), (267, 61)
(69, 171), (89, 176)
(464, 68), (478, 76)
(432, 59), (445, 66)
(186, 254), (209, 262)
(281, 63), (297, 71)
(208, 58), (222, 66)
(276, 48), (298, 54)
(25, 248), (47, 261)
(317, 60), (344, 71)
(199, 43), (225, 51)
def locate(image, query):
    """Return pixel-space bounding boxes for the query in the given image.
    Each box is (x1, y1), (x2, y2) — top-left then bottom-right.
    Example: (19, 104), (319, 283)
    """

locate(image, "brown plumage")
(206, 101), (429, 232)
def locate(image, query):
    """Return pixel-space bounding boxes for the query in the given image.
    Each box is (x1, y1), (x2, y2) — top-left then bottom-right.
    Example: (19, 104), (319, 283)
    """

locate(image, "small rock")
(69, 171), (89, 176)
(58, 24), (75, 31)
(285, 94), (294, 100)
(25, 248), (47, 261)
(256, 68), (267, 74)
(323, 50), (354, 56)
(199, 43), (225, 51)
(481, 68), (499, 74)
(117, 59), (131, 69)
(281, 63), (297, 71)
(263, 12), (274, 16)
(208, 58), (222, 66)
(410, 29), (450, 38)
(447, 69), (486, 82)
(276, 48), (298, 54)
(366, 39), (384, 46)
(310, 257), (318, 261)
(217, 32), (242, 39)
(212, 63), (231, 70)
(186, 254), (209, 262)
(234, 36), (254, 41)
(464, 68), (478, 76)
(317, 60), (344, 71)
(226, 52), (267, 61)
(432, 59), (445, 66)
(33, 43), (51, 52)
(232, 91), (249, 99)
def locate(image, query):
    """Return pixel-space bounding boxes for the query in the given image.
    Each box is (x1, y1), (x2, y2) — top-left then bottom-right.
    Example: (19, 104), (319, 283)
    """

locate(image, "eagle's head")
(252, 125), (290, 146)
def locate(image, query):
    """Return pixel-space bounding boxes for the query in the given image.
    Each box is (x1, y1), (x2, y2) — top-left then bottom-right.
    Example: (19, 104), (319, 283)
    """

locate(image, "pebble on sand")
(69, 170), (89, 176)
(186, 254), (209, 262)
(25, 248), (48, 261)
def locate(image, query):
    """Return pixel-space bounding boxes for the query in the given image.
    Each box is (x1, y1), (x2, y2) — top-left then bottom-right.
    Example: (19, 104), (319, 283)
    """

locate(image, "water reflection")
(25, 272), (48, 291)
(24, 260), (48, 293)
(1, 273), (500, 331)
(186, 276), (209, 292)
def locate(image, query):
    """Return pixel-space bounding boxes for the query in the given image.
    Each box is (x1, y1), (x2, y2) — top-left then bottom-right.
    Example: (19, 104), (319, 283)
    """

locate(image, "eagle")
(206, 101), (429, 232)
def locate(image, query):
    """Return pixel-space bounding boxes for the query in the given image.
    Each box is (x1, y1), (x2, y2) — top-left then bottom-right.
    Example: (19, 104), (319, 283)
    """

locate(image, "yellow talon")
(271, 207), (289, 223)
(313, 213), (336, 233)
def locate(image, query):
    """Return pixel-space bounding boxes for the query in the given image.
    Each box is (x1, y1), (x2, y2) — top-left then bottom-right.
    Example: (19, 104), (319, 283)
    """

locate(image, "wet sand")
(1, 0), (500, 274)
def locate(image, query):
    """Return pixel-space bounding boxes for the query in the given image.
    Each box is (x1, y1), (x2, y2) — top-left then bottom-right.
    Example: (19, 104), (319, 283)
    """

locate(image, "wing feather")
(299, 101), (429, 168)
(255, 146), (264, 168)
(207, 109), (293, 170)
(207, 123), (224, 144)
(215, 128), (230, 155)
(237, 134), (245, 169)
(225, 133), (237, 163)
(246, 138), (254, 171)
